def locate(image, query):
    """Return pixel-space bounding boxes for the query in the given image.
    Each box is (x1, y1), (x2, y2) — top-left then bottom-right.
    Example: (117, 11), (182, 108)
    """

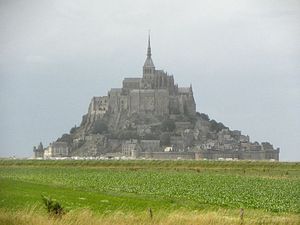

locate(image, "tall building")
(86, 35), (196, 126)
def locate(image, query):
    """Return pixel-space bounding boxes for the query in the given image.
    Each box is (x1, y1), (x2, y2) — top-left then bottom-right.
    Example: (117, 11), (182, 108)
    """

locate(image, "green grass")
(0, 178), (182, 213)
(0, 160), (299, 215)
(1, 159), (299, 170)
(1, 159), (299, 179)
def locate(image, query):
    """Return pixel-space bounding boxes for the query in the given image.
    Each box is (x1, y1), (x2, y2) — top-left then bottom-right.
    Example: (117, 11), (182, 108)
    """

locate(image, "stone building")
(83, 35), (196, 128)
(44, 142), (69, 158)
(140, 140), (160, 152)
(37, 35), (280, 161)
(122, 139), (140, 158)
(33, 142), (44, 158)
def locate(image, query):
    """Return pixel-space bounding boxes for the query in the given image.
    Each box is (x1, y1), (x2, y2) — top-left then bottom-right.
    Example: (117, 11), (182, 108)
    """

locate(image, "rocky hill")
(35, 36), (279, 160)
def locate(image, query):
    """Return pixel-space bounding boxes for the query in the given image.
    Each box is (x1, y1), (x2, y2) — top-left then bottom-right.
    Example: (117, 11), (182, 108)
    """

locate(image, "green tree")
(57, 133), (72, 144)
(161, 119), (176, 132)
(160, 132), (171, 146)
(118, 130), (138, 140)
(92, 120), (108, 134)
(70, 125), (78, 134)
(210, 120), (227, 132)
(198, 113), (210, 121)
(143, 133), (159, 140)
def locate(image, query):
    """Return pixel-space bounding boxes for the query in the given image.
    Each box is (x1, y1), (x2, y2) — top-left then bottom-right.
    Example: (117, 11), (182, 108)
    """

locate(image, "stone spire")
(147, 34), (152, 57)
(143, 33), (155, 75)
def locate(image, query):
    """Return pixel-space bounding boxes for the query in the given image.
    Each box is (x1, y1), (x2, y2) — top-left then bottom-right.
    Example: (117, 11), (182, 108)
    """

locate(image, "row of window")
(54, 148), (68, 154)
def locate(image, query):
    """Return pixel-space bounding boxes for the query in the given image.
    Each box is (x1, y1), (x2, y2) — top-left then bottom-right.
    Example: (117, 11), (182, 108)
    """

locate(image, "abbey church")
(88, 36), (196, 120)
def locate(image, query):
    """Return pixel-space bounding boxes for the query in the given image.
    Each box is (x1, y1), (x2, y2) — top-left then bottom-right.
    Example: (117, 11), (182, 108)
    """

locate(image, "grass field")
(0, 160), (299, 224)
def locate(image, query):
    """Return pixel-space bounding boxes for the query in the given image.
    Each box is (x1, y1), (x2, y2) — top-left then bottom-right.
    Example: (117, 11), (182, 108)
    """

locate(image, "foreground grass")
(0, 178), (182, 213)
(1, 166), (299, 213)
(0, 208), (299, 225)
(0, 160), (299, 224)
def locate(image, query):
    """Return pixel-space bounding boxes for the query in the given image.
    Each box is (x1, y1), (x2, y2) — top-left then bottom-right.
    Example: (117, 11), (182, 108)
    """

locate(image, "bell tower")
(143, 34), (155, 76)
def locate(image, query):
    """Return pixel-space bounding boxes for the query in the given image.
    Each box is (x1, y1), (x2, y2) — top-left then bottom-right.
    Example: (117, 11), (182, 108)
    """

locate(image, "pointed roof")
(147, 34), (152, 57)
(143, 34), (155, 68)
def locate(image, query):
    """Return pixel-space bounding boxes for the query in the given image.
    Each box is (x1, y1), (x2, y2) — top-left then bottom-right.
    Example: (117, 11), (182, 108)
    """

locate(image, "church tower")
(143, 34), (155, 76)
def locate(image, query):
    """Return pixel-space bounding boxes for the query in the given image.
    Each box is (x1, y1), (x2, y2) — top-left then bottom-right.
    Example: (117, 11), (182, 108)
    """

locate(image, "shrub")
(160, 132), (171, 146)
(161, 119), (176, 132)
(92, 120), (108, 134)
(198, 113), (210, 121)
(57, 134), (72, 144)
(118, 130), (138, 140)
(143, 133), (159, 140)
(70, 125), (78, 134)
(210, 120), (227, 132)
(41, 195), (64, 218)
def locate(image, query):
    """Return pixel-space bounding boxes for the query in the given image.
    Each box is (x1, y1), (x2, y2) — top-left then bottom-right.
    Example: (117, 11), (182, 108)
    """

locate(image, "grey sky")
(0, 0), (299, 161)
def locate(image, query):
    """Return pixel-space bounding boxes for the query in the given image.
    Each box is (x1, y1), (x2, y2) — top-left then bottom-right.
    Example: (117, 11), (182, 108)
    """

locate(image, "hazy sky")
(1, 0), (299, 161)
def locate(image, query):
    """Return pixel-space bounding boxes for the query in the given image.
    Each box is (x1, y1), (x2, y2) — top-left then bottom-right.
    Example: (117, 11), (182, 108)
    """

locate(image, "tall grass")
(0, 208), (299, 225)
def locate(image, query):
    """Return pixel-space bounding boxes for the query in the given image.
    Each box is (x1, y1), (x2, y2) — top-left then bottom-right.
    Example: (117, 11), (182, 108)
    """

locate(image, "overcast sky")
(0, 0), (299, 161)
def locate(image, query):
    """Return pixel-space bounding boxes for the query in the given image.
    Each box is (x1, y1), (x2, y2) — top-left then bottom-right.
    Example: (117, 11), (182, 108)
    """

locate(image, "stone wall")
(123, 78), (141, 91)
(85, 71), (195, 119)
(108, 88), (122, 113)
(195, 149), (279, 160)
(138, 151), (195, 160)
(154, 89), (169, 115)
(140, 140), (160, 152)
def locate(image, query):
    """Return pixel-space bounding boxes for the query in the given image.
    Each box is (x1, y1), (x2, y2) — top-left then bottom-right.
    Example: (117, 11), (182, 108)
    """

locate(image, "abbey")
(34, 36), (279, 161)
(87, 36), (196, 122)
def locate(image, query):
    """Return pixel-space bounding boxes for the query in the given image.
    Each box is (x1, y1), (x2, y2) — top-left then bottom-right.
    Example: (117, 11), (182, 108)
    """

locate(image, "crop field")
(0, 160), (299, 225)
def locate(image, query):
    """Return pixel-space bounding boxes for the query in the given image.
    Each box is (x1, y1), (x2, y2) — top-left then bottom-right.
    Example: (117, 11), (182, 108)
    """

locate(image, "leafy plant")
(92, 120), (108, 134)
(160, 132), (171, 146)
(161, 119), (176, 132)
(41, 195), (64, 217)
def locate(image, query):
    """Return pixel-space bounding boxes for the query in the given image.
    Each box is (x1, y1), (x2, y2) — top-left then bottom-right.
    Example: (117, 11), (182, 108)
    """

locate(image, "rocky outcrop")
(40, 36), (279, 161)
